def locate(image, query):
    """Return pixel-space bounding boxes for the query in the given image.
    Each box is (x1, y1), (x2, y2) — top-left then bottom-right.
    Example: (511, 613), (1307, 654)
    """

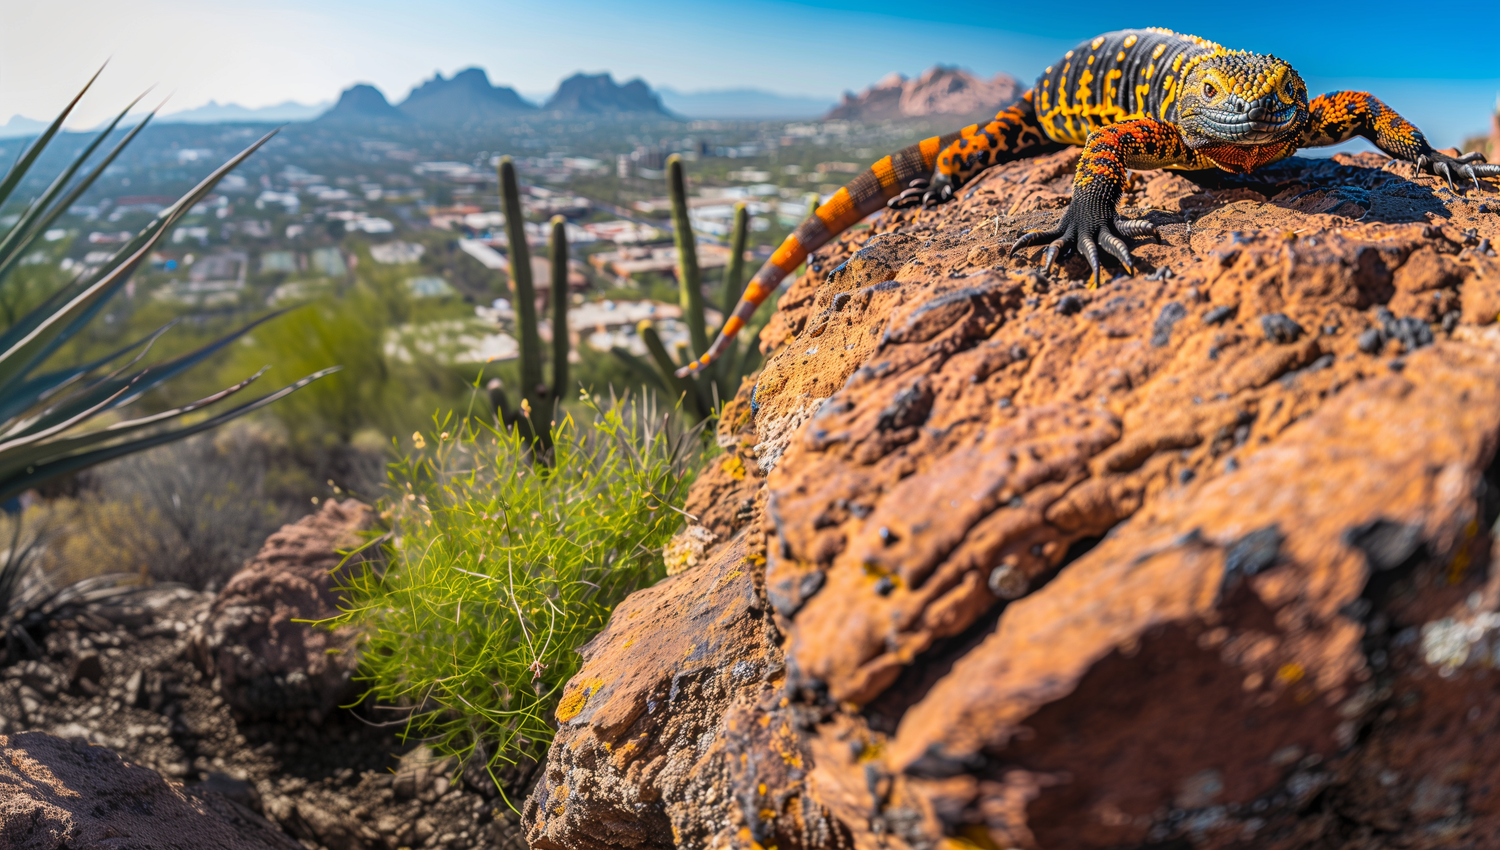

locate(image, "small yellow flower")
(412, 431), (426, 449)
(440, 431), (449, 441)
(520, 398), (532, 417)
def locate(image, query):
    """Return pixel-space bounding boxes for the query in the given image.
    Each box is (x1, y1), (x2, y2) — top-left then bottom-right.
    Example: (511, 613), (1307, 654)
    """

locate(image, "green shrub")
(331, 390), (700, 792)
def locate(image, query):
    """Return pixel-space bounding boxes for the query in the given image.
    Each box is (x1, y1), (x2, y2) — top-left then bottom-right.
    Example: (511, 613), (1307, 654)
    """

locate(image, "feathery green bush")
(330, 390), (699, 790)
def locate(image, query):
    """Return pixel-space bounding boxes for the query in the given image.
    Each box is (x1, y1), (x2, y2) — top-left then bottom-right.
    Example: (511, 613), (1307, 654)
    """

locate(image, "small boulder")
(0, 731), (299, 849)
(190, 499), (376, 720)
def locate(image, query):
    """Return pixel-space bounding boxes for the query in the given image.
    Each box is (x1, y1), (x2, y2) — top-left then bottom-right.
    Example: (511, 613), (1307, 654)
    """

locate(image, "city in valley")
(0, 65), (1019, 390)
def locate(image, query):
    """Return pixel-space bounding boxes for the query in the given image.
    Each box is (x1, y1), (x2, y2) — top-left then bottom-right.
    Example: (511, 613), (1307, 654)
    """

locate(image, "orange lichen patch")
(721, 454), (746, 481)
(554, 677), (605, 723)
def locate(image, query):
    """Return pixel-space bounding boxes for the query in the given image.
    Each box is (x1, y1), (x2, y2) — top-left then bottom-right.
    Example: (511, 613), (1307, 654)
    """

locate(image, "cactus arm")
(498, 156), (549, 447)
(549, 216), (570, 401)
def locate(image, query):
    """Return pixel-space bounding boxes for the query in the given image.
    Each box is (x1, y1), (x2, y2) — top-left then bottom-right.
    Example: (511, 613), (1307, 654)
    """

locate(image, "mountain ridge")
(398, 68), (537, 124)
(316, 84), (412, 126)
(542, 73), (673, 117)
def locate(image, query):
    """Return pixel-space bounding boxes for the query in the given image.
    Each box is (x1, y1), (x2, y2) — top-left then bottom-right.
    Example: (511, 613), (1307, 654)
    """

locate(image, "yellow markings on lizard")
(1159, 76), (1178, 118)
(1075, 68), (1095, 106)
(1103, 69), (1124, 110)
(1123, 34), (1138, 48)
(1091, 36), (1106, 49)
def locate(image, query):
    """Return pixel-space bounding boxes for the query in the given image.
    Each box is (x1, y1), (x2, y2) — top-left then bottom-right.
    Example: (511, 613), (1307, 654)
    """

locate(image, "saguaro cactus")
(667, 154), (709, 358)
(718, 202), (749, 385)
(498, 155), (549, 449)
(549, 215), (569, 403)
(612, 162), (771, 425)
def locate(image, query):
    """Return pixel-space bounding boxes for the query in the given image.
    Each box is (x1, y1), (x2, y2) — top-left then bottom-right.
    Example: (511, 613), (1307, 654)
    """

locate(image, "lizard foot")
(1010, 209), (1156, 287)
(1413, 151), (1500, 193)
(888, 175), (955, 209)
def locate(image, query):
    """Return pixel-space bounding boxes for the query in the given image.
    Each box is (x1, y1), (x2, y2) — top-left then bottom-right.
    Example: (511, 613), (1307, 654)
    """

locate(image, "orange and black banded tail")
(675, 132), (959, 378)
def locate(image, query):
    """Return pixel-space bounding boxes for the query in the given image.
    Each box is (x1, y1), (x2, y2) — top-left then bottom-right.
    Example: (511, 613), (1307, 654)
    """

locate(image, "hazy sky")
(3, 0), (1496, 144)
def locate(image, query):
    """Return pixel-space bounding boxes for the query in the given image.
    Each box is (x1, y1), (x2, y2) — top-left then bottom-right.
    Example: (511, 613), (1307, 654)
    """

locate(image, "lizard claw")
(1011, 211), (1152, 287)
(887, 178), (932, 209)
(1413, 150), (1500, 194)
(889, 173), (956, 209)
(888, 175), (954, 210)
(1010, 226), (1064, 258)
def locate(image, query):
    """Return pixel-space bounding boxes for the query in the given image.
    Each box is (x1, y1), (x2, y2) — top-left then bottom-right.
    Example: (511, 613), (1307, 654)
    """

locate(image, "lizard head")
(1175, 52), (1308, 148)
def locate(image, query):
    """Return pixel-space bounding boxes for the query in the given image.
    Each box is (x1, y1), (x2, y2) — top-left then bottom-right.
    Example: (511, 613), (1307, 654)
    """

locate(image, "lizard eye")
(1202, 82), (1217, 99)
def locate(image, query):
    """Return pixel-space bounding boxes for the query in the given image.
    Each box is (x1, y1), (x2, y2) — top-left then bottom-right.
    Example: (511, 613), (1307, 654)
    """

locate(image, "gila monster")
(678, 27), (1499, 377)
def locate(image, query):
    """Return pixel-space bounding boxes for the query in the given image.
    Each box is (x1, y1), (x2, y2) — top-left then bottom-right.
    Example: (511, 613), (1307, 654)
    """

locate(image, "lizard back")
(1035, 29), (1223, 146)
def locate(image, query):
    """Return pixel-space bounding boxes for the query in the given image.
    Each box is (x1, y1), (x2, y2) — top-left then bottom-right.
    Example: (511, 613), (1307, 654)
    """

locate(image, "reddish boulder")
(190, 499), (376, 719)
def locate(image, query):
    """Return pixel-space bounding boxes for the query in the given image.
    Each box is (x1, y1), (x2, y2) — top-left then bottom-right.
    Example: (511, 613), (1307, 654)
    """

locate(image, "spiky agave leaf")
(0, 128), (279, 398)
(0, 80), (332, 638)
(0, 366), (341, 504)
(0, 66), (103, 210)
(0, 103), (157, 291)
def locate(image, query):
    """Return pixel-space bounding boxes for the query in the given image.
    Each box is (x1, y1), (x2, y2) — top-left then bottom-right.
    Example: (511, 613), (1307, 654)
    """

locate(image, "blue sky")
(3, 0), (1495, 145)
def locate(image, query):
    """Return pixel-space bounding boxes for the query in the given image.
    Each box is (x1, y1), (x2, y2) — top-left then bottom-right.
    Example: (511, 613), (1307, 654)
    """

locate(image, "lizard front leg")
(1301, 92), (1500, 192)
(891, 90), (1065, 209)
(1011, 118), (1199, 287)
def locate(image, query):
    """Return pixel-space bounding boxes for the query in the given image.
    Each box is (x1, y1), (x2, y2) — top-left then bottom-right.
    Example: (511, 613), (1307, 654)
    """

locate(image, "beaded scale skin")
(678, 28), (1500, 378)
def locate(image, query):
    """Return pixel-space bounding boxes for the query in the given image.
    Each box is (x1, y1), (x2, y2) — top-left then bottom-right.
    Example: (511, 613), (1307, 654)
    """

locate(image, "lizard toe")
(1098, 230), (1136, 275)
(1009, 227), (1062, 258)
(1114, 218), (1159, 240)
(1078, 231), (1103, 287)
(888, 187), (924, 209)
(1041, 238), (1068, 276)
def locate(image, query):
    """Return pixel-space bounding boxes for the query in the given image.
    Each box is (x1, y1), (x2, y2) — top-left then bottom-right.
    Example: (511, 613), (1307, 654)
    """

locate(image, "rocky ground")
(525, 148), (1500, 850)
(0, 502), (530, 850)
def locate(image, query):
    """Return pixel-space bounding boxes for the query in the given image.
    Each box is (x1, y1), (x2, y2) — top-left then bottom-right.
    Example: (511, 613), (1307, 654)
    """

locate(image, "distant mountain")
(543, 73), (673, 117)
(316, 84), (412, 125)
(825, 66), (1022, 123)
(159, 100), (330, 124)
(657, 88), (833, 120)
(0, 115), (48, 139)
(398, 68), (538, 124)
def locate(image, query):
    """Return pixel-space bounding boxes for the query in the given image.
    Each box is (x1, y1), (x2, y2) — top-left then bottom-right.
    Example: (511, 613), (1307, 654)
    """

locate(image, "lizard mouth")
(1194, 95), (1299, 144)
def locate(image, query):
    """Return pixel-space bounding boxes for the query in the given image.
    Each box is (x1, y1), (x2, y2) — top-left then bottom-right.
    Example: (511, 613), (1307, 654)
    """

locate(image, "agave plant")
(0, 74), (335, 659)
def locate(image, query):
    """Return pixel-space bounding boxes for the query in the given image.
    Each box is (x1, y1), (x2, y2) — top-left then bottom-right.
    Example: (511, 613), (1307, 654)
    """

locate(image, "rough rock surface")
(0, 730), (298, 850)
(531, 147), (1500, 849)
(190, 498), (374, 719)
(521, 533), (796, 850)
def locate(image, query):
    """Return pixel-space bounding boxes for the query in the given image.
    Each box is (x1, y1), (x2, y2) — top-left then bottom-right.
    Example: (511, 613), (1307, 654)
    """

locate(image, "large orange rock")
(531, 150), (1500, 849)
